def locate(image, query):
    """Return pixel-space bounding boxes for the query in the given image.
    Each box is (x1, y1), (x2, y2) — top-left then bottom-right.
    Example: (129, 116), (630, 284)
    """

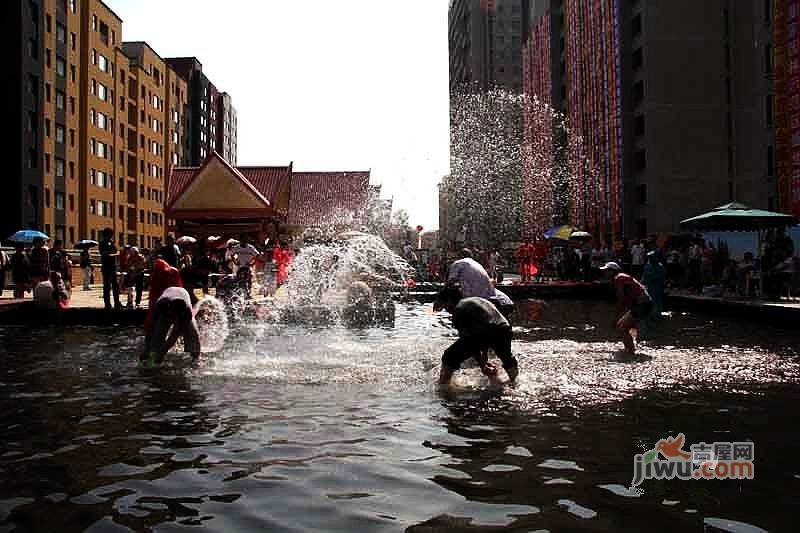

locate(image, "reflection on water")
(0, 300), (798, 531)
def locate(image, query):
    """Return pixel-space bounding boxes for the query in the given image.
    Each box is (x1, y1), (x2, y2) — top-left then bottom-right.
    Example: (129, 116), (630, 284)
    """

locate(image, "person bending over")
(141, 286), (201, 366)
(600, 261), (652, 356)
(433, 286), (519, 385)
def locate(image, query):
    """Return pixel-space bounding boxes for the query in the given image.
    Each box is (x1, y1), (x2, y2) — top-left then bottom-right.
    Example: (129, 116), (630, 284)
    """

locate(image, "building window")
(70, 64), (76, 83)
(90, 199), (96, 214)
(766, 44), (773, 74)
(633, 80), (644, 104)
(632, 14), (642, 36)
(70, 0), (77, 13)
(70, 32), (76, 50)
(69, 227), (74, 244)
(636, 184), (647, 205)
(56, 23), (66, 44)
(45, 119), (51, 138)
(97, 111), (106, 129)
(46, 48), (51, 67)
(636, 218), (648, 239)
(97, 82), (107, 101)
(46, 14), (52, 33)
(70, 96), (75, 114)
(69, 194), (74, 211)
(633, 48), (643, 69)
(28, 39), (38, 60)
(45, 188), (51, 208)
(635, 149), (647, 171)
(27, 75), (38, 97)
(767, 145), (775, 176)
(98, 54), (108, 72)
(55, 124), (65, 144)
(635, 114), (645, 136)
(56, 90), (65, 110)
(56, 57), (66, 77)
(56, 192), (65, 210)
(69, 161), (74, 178)
(56, 158), (64, 177)
(69, 128), (75, 146)
(766, 94), (774, 126)
(92, 14), (97, 31)
(28, 149), (38, 169)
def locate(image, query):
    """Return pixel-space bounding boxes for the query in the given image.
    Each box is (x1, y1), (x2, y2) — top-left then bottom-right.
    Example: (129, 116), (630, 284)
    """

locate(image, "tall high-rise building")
(165, 58), (237, 167)
(449, 0), (529, 92)
(4, 0), (199, 248)
(522, 0), (788, 239)
(217, 92), (238, 165)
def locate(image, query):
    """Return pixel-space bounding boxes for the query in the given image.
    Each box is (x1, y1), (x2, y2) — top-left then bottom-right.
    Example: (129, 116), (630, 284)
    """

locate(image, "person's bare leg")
(438, 365), (455, 385)
(617, 311), (637, 355)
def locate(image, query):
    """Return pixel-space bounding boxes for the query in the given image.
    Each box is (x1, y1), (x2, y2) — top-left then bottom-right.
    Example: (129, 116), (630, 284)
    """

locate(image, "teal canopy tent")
(679, 203), (796, 232)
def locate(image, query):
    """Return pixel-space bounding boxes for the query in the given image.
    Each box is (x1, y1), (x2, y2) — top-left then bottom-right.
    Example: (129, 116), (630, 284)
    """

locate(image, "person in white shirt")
(230, 236), (261, 297)
(448, 248), (495, 300)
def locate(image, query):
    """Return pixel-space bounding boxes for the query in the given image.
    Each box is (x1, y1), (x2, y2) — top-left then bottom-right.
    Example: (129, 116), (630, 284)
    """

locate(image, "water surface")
(1, 300), (798, 531)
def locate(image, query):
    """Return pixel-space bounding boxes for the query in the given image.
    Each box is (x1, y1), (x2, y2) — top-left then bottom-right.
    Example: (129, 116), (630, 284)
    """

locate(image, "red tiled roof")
(167, 167), (197, 206)
(238, 166), (292, 211)
(288, 171), (371, 227)
(167, 154), (292, 209)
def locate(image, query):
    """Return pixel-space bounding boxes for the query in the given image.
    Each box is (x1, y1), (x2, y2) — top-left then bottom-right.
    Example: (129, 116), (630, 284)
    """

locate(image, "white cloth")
(232, 244), (260, 268)
(631, 244), (645, 265)
(33, 281), (56, 309)
(492, 288), (513, 307)
(448, 258), (494, 299)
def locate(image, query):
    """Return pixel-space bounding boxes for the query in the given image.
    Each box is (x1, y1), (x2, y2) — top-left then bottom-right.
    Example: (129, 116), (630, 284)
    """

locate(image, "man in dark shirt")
(433, 286), (519, 385)
(157, 233), (181, 268)
(99, 227), (122, 310)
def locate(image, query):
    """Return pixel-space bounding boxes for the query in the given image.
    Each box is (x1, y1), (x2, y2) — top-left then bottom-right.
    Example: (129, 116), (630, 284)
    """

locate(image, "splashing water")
(193, 295), (230, 353)
(272, 231), (411, 322)
(444, 89), (590, 245)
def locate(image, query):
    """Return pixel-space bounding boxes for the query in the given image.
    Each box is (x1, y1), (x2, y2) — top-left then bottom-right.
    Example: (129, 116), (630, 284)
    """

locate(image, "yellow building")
(8, 0), (192, 249)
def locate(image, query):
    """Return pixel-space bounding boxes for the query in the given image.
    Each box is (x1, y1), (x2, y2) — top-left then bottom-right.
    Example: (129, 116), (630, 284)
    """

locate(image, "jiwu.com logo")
(631, 433), (754, 488)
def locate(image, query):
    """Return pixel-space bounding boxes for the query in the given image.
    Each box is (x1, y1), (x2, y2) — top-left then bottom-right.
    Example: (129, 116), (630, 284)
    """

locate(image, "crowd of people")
(416, 228), (798, 302)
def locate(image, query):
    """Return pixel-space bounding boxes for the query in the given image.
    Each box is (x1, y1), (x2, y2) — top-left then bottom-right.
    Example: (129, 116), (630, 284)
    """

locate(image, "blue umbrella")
(8, 229), (49, 244)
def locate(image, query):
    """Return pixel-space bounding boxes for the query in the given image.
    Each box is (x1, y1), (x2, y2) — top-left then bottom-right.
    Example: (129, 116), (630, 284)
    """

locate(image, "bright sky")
(113, 0), (450, 230)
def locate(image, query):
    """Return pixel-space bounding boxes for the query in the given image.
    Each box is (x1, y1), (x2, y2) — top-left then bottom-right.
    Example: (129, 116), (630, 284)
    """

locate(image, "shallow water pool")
(0, 300), (798, 531)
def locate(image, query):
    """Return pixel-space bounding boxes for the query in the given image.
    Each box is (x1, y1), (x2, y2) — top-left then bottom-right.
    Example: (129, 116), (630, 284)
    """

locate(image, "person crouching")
(433, 286), (519, 385)
(141, 286), (201, 366)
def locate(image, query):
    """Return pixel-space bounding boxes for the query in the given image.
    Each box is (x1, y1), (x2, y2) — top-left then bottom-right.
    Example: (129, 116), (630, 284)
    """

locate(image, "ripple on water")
(0, 301), (798, 531)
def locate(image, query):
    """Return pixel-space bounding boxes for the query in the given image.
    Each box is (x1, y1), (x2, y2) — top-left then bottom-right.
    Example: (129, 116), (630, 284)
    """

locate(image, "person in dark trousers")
(9, 244), (30, 299)
(99, 228), (122, 310)
(433, 286), (519, 385)
(157, 233), (181, 268)
(141, 286), (201, 366)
